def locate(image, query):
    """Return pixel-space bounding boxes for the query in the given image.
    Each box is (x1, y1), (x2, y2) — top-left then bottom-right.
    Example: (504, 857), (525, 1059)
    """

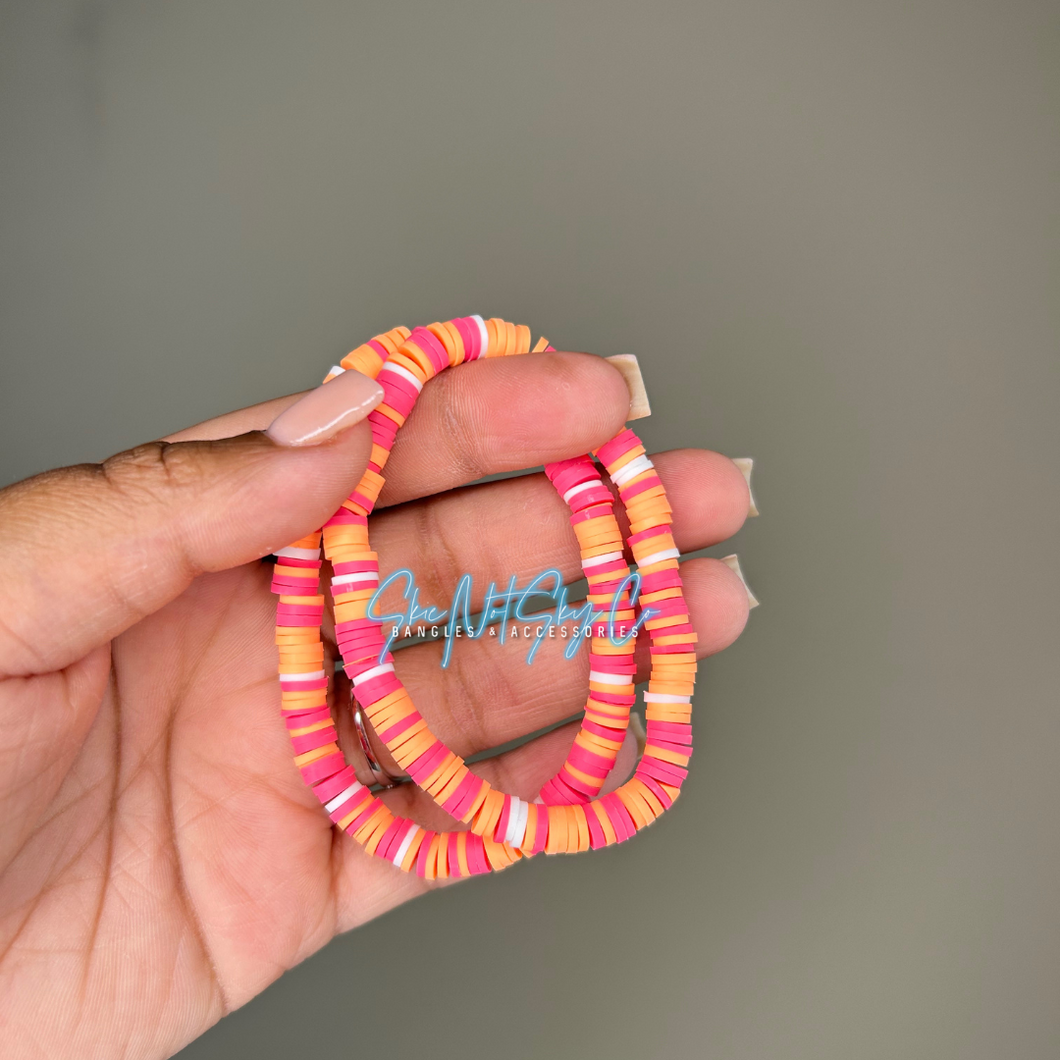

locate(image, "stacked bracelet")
(273, 316), (697, 877)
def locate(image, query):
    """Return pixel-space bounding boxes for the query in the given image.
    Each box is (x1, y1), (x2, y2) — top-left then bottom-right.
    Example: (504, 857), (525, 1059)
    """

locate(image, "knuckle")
(100, 441), (204, 505)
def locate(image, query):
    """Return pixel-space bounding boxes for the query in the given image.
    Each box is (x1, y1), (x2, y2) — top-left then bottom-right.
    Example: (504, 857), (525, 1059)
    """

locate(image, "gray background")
(2, 1), (1058, 1058)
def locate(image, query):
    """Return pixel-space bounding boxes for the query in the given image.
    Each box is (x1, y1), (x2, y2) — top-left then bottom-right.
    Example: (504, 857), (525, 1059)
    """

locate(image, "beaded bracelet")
(272, 317), (696, 877)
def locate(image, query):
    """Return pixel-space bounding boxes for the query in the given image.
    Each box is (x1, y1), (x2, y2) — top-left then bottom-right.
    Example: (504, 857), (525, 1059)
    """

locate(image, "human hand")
(0, 351), (753, 1058)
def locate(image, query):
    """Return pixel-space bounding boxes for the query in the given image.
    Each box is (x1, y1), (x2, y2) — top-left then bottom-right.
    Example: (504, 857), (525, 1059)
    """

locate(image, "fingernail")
(721, 554), (760, 609)
(732, 458), (760, 517)
(265, 369), (384, 447)
(629, 712), (647, 757)
(604, 354), (652, 420)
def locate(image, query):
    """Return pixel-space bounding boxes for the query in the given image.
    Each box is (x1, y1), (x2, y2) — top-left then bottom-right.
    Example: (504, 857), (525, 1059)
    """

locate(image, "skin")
(0, 352), (751, 1058)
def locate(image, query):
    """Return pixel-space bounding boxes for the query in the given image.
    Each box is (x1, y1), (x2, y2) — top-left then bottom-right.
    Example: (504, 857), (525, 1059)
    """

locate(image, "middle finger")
(367, 446), (751, 619)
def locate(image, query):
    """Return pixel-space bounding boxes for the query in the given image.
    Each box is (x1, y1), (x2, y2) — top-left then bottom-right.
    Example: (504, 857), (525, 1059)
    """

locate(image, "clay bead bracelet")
(272, 317), (697, 877)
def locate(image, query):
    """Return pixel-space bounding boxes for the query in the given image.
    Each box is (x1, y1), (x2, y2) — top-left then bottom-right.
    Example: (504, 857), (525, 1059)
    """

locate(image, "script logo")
(367, 567), (658, 668)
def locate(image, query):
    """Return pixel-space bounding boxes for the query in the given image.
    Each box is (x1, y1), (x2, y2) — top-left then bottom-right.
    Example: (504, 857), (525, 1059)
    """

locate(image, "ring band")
(351, 692), (408, 789)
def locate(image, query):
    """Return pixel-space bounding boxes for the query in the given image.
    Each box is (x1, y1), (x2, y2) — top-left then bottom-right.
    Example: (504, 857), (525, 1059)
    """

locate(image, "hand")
(0, 352), (752, 1059)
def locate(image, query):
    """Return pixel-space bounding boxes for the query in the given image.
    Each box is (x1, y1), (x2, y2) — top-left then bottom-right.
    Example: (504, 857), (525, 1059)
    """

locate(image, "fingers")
(378, 351), (631, 504)
(0, 423), (373, 677)
(167, 352), (634, 504)
(369, 447), (750, 615)
(355, 557), (748, 774)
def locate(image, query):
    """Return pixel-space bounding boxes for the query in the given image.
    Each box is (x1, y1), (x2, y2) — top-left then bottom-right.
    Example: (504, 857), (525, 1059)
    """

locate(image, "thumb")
(0, 370), (383, 677)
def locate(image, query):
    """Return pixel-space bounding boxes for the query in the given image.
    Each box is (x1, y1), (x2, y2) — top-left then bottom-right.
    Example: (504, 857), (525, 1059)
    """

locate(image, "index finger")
(166, 352), (633, 505)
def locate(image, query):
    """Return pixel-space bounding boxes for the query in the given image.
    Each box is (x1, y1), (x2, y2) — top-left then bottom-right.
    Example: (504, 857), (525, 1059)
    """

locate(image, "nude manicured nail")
(604, 354), (652, 420)
(265, 369), (384, 447)
(732, 457), (760, 517)
(721, 553), (760, 609)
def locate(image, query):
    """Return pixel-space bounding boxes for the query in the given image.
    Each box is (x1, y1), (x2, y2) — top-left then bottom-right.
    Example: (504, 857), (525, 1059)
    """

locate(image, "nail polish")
(604, 354), (651, 420)
(265, 369), (384, 447)
(732, 458), (760, 517)
(721, 554), (760, 609)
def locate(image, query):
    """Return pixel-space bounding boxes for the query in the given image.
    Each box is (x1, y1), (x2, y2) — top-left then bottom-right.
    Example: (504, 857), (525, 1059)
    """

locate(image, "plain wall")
(1, 2), (1058, 1058)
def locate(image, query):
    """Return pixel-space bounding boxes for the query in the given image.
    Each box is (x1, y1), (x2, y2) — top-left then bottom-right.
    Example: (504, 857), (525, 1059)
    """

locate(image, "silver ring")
(350, 691), (409, 790)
